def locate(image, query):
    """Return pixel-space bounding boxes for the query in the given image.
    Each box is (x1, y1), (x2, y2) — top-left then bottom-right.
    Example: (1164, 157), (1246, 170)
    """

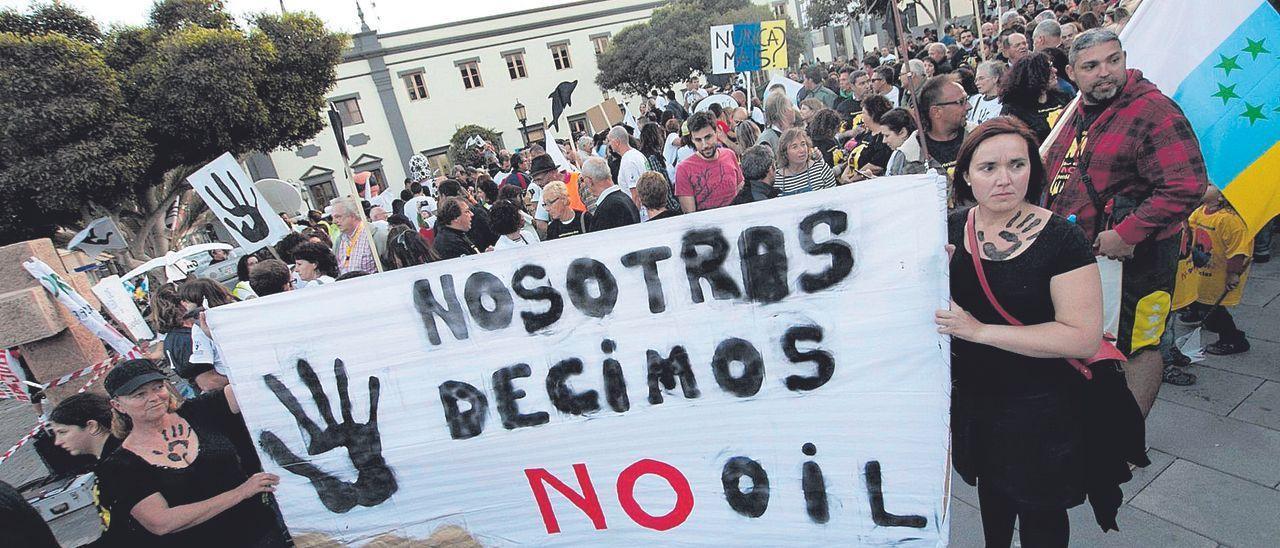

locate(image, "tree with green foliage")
(596, 0), (807, 97)
(448, 125), (503, 169)
(0, 0), (345, 262)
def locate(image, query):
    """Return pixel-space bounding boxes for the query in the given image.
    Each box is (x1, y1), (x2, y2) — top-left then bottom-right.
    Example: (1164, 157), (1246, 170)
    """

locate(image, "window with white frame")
(550, 43), (572, 70)
(459, 61), (483, 89)
(504, 52), (528, 79)
(403, 72), (428, 100)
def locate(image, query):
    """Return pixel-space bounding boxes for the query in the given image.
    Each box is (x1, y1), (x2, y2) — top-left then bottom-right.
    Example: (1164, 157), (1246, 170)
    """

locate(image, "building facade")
(254, 0), (665, 208)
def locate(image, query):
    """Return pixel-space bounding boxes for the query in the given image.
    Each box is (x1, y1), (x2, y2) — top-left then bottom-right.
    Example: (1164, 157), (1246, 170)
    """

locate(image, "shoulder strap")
(965, 208), (1094, 379)
(965, 208), (1021, 326)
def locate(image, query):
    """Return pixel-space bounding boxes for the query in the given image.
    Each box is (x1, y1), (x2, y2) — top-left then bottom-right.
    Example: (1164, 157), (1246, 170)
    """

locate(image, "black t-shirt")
(84, 436), (132, 548)
(948, 209), (1096, 396)
(813, 137), (841, 168)
(927, 133), (966, 167)
(852, 133), (892, 170)
(545, 211), (587, 240)
(96, 390), (278, 548)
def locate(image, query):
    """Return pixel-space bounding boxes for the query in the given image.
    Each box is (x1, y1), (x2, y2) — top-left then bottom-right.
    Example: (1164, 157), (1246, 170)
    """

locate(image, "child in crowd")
(1161, 217), (1200, 385)
(1182, 186), (1253, 355)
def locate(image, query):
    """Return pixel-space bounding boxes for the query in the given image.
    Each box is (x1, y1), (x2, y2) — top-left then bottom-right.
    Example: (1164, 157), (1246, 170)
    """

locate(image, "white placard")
(92, 275), (155, 341)
(209, 174), (952, 546)
(187, 152), (292, 252)
(710, 24), (736, 74)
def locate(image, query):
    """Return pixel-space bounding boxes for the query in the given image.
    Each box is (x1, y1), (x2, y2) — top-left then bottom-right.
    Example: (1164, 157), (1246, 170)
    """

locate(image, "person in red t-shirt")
(675, 112), (744, 213)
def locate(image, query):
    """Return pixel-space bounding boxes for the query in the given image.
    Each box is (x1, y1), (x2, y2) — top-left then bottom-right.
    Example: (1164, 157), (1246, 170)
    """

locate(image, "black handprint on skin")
(207, 171), (271, 242)
(152, 422), (192, 463)
(978, 211), (1043, 260)
(259, 358), (396, 513)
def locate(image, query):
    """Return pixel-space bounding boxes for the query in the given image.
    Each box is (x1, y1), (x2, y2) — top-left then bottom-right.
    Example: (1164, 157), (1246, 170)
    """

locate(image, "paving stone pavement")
(2, 258), (1278, 546)
(948, 257), (1280, 547)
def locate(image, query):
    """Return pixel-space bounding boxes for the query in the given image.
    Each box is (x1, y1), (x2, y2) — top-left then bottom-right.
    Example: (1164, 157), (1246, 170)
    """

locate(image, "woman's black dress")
(948, 208), (1097, 510)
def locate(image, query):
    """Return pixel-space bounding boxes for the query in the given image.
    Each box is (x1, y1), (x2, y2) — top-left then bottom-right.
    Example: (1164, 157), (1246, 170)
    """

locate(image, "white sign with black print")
(187, 152), (292, 252)
(209, 174), (953, 546)
(68, 216), (129, 257)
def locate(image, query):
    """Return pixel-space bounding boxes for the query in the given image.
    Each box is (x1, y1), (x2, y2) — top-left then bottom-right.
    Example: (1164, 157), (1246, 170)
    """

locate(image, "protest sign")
(711, 20), (789, 74)
(92, 275), (155, 341)
(23, 258), (136, 356)
(68, 217), (128, 257)
(209, 174), (951, 546)
(188, 152), (292, 252)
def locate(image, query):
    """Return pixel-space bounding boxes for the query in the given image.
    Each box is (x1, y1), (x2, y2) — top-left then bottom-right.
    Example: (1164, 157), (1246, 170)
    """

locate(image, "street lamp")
(514, 100), (529, 146)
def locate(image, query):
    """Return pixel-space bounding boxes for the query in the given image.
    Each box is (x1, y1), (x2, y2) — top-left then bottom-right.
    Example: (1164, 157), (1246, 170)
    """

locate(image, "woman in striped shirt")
(773, 127), (837, 196)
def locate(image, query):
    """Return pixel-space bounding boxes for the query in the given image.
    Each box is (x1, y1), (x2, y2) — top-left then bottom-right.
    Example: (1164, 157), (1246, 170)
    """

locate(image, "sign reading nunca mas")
(711, 20), (789, 74)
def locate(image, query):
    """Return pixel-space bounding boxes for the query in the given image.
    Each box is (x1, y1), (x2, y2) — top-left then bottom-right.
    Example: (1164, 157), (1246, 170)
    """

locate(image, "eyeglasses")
(932, 98), (969, 109)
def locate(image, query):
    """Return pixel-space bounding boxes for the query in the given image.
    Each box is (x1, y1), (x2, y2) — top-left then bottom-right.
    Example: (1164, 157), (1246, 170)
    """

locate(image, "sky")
(0, 0), (572, 34)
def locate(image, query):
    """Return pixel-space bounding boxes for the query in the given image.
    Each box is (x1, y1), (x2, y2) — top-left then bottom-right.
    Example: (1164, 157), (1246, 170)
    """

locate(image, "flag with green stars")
(1122, 0), (1280, 236)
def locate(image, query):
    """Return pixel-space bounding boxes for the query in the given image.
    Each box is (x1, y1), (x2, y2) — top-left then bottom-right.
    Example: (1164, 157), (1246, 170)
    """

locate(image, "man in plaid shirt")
(330, 196), (388, 275)
(1044, 29), (1209, 413)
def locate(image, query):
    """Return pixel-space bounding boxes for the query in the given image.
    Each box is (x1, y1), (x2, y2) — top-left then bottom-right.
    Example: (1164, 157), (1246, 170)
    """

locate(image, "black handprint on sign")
(207, 171), (271, 242)
(259, 358), (397, 513)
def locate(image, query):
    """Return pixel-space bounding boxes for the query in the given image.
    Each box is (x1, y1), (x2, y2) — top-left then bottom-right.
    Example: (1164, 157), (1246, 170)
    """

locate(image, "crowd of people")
(8, 1), (1275, 547)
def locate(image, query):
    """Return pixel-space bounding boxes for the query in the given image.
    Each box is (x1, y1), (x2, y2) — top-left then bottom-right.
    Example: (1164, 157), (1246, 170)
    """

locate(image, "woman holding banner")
(95, 359), (286, 547)
(936, 117), (1103, 548)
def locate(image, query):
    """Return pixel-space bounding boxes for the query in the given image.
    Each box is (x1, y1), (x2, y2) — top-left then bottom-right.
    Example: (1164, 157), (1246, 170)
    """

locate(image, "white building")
(251, 0), (666, 208)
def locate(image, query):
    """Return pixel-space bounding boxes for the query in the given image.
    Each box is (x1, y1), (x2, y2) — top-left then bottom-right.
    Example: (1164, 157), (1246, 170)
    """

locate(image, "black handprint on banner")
(207, 171), (271, 242)
(259, 358), (397, 513)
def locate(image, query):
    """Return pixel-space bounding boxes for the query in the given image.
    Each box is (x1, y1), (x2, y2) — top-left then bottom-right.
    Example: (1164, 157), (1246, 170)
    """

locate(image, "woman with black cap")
(95, 359), (285, 546)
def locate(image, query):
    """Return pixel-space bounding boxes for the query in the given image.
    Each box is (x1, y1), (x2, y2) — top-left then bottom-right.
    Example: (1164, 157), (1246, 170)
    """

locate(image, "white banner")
(92, 275), (155, 341)
(209, 175), (952, 546)
(188, 152), (292, 252)
(23, 258), (137, 356)
(68, 216), (128, 257)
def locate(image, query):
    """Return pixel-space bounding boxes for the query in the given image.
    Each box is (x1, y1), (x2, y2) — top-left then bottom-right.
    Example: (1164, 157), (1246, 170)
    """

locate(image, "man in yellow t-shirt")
(1187, 186), (1253, 355)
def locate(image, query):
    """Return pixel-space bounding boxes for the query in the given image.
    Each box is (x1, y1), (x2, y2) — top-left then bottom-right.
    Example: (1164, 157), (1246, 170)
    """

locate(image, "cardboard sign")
(711, 20), (788, 74)
(586, 98), (624, 135)
(188, 153), (292, 252)
(208, 175), (952, 546)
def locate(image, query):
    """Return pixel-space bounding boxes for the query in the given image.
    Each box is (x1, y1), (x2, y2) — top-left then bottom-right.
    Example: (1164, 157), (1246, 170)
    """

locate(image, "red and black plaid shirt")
(1042, 69), (1208, 244)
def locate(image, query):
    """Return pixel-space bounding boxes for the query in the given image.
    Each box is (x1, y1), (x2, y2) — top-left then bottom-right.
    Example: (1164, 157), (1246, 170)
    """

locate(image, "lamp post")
(514, 100), (529, 146)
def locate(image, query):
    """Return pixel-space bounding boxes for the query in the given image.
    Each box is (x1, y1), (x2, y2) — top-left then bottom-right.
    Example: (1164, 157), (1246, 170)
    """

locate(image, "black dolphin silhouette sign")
(83, 226), (115, 246)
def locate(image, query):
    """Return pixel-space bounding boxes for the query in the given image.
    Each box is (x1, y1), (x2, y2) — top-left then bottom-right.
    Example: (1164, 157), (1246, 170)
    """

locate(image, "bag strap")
(965, 208), (1093, 379)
